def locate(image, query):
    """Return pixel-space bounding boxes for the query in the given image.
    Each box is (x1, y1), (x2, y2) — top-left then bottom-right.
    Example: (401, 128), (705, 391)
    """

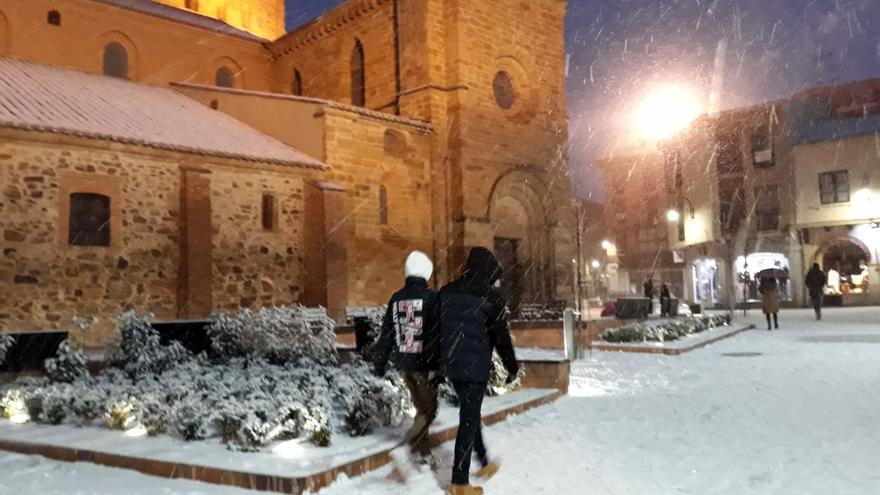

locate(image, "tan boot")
(476, 461), (500, 481)
(447, 484), (484, 495)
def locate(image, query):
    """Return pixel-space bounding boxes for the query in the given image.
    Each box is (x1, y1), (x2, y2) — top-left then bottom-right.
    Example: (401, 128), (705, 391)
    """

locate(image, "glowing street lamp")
(591, 259), (601, 269)
(601, 239), (613, 250)
(666, 209), (682, 223)
(634, 84), (703, 141)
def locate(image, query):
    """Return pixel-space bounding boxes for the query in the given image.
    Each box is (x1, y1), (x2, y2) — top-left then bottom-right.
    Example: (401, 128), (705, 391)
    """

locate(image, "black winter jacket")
(805, 267), (827, 297)
(373, 277), (440, 374)
(439, 247), (519, 383)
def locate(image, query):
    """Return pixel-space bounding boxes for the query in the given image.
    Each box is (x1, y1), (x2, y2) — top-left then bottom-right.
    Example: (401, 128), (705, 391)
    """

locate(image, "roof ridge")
(170, 82), (433, 132)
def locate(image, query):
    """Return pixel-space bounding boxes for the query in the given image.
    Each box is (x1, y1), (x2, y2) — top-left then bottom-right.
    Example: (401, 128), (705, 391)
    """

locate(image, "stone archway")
(488, 170), (550, 311)
(813, 236), (871, 277)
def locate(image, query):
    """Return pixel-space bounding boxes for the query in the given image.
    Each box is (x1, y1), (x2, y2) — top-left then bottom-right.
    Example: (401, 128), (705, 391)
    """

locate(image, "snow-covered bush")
(110, 312), (192, 378)
(0, 307), (410, 452)
(601, 314), (732, 343)
(44, 340), (90, 383)
(208, 306), (338, 366)
(0, 333), (14, 367)
(439, 352), (525, 406)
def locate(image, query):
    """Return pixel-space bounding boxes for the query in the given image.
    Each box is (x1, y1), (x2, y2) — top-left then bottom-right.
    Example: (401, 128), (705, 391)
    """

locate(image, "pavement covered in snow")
(315, 307), (880, 494)
(3, 307), (880, 494)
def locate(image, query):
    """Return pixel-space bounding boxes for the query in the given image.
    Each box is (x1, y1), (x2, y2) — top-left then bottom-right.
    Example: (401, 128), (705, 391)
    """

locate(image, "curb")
(0, 390), (562, 494)
(591, 324), (756, 356)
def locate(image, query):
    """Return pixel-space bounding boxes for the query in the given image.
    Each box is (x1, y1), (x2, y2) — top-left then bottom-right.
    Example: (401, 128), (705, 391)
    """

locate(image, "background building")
(597, 79), (880, 310)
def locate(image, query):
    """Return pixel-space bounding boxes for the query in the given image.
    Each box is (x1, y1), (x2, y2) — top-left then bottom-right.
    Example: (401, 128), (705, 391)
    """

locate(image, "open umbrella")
(757, 268), (788, 279)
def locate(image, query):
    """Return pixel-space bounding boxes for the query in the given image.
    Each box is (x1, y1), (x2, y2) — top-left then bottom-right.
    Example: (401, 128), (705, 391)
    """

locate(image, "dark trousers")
(766, 313), (779, 329)
(402, 372), (439, 457)
(810, 294), (823, 320)
(451, 379), (489, 485)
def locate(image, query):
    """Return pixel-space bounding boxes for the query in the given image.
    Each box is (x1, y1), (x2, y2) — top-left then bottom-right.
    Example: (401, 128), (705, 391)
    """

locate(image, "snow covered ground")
(316, 307), (880, 495)
(3, 307), (879, 494)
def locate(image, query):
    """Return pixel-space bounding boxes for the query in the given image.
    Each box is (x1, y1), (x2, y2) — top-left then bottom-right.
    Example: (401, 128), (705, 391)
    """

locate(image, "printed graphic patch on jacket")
(395, 299), (424, 353)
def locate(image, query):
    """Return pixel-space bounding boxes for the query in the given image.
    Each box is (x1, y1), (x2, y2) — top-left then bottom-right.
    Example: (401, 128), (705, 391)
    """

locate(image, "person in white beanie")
(374, 251), (441, 472)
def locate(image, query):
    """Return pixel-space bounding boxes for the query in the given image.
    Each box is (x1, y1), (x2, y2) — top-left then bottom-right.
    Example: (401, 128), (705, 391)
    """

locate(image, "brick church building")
(0, 0), (575, 344)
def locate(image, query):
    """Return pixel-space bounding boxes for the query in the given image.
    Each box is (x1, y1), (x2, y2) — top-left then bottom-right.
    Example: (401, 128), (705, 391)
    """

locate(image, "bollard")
(563, 308), (578, 361)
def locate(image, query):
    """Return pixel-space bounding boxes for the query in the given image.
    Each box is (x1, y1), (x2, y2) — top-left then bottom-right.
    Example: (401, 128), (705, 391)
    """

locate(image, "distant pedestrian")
(643, 275), (655, 314)
(759, 277), (780, 330)
(439, 247), (519, 495)
(659, 283), (672, 317)
(373, 251), (441, 473)
(805, 263), (827, 320)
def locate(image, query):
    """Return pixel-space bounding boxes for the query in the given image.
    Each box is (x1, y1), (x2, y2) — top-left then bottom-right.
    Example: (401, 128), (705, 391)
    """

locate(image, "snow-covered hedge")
(0, 309), (410, 452)
(600, 314), (732, 343)
(208, 306), (338, 366)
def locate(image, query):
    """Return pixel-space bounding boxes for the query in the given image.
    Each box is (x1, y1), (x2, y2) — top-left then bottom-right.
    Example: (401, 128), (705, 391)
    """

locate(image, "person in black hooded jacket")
(439, 247), (519, 495)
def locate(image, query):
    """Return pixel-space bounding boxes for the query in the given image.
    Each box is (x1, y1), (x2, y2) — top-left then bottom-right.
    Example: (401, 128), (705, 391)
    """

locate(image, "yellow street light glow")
(667, 209), (682, 223)
(635, 85), (703, 140)
(591, 260), (601, 269)
(601, 240), (613, 250)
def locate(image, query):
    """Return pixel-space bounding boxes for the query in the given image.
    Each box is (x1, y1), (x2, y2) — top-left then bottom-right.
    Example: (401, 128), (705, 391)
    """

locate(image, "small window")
(350, 40), (365, 107)
(292, 68), (303, 96)
(184, 0), (199, 10)
(102, 42), (128, 79)
(755, 186), (780, 231)
(215, 67), (235, 88)
(69, 193), (111, 247)
(378, 186), (388, 225)
(261, 193), (276, 231)
(752, 123), (774, 167)
(493, 71), (516, 110)
(819, 171), (850, 205)
(47, 10), (61, 26)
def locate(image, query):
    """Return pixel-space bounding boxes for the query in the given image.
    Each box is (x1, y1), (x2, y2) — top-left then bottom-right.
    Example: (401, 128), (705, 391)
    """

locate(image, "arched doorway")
(488, 171), (549, 314)
(815, 237), (872, 294)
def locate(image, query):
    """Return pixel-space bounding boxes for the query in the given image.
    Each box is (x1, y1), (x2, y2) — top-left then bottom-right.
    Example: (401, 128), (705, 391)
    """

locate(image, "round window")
(493, 71), (516, 110)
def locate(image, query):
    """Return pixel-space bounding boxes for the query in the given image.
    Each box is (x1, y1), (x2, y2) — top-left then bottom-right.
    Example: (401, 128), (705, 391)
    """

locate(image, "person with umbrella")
(758, 270), (782, 330)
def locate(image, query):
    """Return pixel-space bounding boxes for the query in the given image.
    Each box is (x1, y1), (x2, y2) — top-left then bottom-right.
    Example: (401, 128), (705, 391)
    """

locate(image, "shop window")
(215, 67), (235, 88)
(350, 40), (365, 107)
(378, 185), (388, 225)
(493, 71), (516, 110)
(819, 170), (849, 204)
(69, 193), (111, 247)
(102, 42), (129, 79)
(261, 193), (276, 231)
(47, 10), (61, 26)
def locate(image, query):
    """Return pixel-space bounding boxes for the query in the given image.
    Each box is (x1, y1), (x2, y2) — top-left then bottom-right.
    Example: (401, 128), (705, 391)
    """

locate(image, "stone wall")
(1, 0), (272, 89)
(0, 138), (180, 345)
(322, 109), (436, 305)
(154, 0), (286, 40)
(209, 166), (305, 313)
(269, 0), (398, 109)
(0, 135), (311, 345)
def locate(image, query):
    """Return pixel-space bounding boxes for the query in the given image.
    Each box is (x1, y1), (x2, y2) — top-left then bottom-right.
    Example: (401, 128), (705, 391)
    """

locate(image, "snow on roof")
(171, 83), (434, 133)
(0, 58), (325, 169)
(92, 0), (267, 42)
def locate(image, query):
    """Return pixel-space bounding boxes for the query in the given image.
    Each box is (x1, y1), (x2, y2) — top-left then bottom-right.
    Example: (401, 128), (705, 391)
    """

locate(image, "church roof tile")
(0, 58), (325, 169)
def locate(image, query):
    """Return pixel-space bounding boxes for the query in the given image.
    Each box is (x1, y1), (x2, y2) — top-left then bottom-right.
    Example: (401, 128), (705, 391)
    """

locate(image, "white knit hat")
(404, 251), (433, 281)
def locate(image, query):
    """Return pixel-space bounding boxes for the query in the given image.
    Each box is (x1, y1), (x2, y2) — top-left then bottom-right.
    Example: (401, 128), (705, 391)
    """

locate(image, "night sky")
(285, 0), (880, 200)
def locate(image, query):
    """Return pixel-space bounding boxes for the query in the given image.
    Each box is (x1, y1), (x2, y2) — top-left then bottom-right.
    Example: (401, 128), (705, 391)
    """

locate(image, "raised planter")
(0, 388), (560, 495)
(592, 323), (755, 355)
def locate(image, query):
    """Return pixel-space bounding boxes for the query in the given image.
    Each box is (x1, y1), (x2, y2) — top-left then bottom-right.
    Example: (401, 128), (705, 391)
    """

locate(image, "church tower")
(153, 0), (286, 40)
